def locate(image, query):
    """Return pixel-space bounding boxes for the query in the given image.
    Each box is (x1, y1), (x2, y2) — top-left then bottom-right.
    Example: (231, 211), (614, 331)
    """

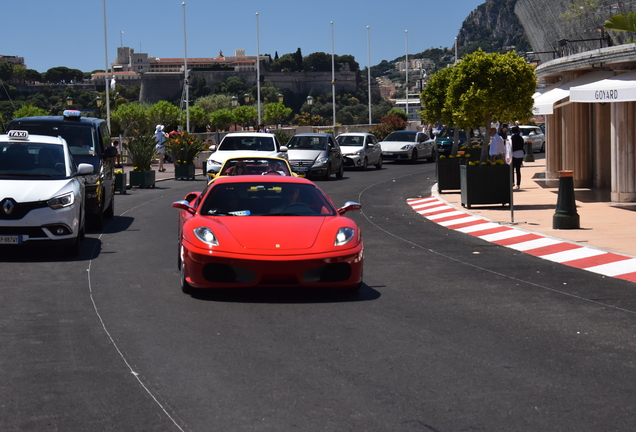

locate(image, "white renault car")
(0, 131), (94, 256)
(206, 132), (288, 175)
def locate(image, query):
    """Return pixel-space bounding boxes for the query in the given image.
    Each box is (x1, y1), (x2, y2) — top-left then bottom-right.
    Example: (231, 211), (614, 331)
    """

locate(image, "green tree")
(0, 62), (13, 81)
(304, 52), (332, 72)
(181, 105), (208, 132)
(387, 107), (408, 122)
(209, 108), (234, 131)
(263, 102), (292, 126)
(13, 105), (49, 118)
(195, 94), (233, 115)
(112, 102), (150, 137)
(146, 101), (180, 132)
(232, 105), (258, 129)
(446, 50), (535, 161)
(605, 11), (636, 32)
(270, 53), (299, 72)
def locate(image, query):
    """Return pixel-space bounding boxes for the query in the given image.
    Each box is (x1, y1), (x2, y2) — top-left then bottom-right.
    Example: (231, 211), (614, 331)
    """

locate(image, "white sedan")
(380, 130), (436, 163)
(0, 131), (93, 255)
(206, 132), (288, 174)
(336, 132), (383, 170)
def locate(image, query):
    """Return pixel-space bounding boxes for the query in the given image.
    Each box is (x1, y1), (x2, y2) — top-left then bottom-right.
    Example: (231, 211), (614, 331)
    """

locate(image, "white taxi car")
(0, 131), (94, 256)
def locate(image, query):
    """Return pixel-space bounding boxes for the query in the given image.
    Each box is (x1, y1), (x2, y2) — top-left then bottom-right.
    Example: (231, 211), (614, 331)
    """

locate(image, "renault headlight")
(193, 227), (219, 246)
(48, 192), (75, 210)
(334, 227), (355, 246)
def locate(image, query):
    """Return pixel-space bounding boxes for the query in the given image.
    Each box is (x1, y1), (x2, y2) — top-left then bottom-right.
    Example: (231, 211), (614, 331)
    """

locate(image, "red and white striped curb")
(407, 197), (636, 284)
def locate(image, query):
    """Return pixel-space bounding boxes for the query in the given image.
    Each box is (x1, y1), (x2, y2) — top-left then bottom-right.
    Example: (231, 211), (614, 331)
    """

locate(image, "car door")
(328, 136), (343, 170)
(367, 135), (381, 165)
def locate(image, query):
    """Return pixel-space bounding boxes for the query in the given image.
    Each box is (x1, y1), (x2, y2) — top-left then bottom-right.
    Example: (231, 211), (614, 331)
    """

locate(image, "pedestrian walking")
(154, 125), (168, 172)
(510, 126), (525, 189)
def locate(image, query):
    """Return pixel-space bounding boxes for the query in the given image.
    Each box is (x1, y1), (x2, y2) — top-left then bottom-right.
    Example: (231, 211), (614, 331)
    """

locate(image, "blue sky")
(3, 0), (483, 73)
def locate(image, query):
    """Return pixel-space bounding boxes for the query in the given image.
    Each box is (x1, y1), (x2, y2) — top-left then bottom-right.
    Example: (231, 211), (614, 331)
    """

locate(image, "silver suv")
(285, 133), (344, 180)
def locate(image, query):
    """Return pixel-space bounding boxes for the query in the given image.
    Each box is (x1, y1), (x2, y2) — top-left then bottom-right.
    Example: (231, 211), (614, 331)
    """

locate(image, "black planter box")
(460, 163), (510, 208)
(437, 157), (462, 193)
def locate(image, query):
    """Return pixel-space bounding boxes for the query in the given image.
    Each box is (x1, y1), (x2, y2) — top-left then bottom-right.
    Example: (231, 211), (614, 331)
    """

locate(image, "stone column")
(592, 103), (611, 189)
(611, 102), (636, 202)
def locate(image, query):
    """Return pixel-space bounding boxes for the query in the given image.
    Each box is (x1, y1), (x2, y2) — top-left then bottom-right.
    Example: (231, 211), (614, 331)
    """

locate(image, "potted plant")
(166, 131), (207, 180)
(114, 168), (126, 194)
(437, 155), (462, 193)
(124, 131), (156, 188)
(460, 160), (510, 208)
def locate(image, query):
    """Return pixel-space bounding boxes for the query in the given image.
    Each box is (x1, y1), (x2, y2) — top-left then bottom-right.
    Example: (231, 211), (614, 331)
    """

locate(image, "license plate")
(295, 167), (308, 171)
(383, 152), (393, 156)
(0, 235), (21, 244)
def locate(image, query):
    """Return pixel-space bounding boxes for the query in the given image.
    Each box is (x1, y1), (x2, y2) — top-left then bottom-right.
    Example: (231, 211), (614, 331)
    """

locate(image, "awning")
(570, 70), (636, 103)
(532, 71), (613, 115)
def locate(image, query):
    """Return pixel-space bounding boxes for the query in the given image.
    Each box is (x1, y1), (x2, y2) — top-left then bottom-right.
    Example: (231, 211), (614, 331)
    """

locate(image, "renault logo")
(2, 199), (15, 215)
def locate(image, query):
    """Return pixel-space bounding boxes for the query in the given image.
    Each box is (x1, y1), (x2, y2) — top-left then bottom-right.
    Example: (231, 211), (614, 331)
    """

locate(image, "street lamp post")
(367, 25), (372, 125)
(278, 93), (284, 103)
(307, 95), (314, 130)
(331, 21), (336, 130)
(182, 2), (190, 133)
(231, 95), (238, 131)
(66, 97), (73, 107)
(405, 30), (409, 126)
(256, 12), (262, 126)
(102, 0), (111, 132)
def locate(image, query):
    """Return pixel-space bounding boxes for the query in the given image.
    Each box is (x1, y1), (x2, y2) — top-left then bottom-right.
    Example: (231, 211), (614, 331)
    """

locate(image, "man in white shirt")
(489, 127), (505, 162)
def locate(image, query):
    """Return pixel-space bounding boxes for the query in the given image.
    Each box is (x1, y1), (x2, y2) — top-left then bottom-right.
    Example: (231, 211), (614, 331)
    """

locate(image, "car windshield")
(286, 136), (328, 150)
(220, 158), (291, 176)
(384, 131), (417, 142)
(337, 135), (364, 146)
(200, 182), (336, 216)
(0, 142), (68, 179)
(9, 122), (96, 156)
(218, 136), (275, 152)
(439, 128), (467, 140)
(519, 127), (536, 136)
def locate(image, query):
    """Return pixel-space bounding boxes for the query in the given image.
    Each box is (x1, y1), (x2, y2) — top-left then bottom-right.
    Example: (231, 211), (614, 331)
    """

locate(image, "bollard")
(553, 170), (579, 229)
(523, 141), (535, 162)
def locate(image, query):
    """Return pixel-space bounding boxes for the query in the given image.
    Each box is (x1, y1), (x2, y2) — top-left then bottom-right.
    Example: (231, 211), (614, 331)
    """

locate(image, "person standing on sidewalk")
(489, 127), (505, 162)
(154, 125), (168, 172)
(510, 126), (525, 189)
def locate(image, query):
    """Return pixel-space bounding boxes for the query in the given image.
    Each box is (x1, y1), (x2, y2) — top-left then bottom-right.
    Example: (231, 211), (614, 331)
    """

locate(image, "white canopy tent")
(532, 71), (612, 115)
(570, 70), (636, 103)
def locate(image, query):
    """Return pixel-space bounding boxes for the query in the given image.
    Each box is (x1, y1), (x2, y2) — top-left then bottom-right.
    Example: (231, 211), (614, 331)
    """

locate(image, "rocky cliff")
(457, 0), (530, 55)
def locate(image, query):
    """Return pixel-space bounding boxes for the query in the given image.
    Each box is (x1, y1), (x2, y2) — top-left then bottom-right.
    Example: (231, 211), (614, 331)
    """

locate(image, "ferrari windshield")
(0, 142), (69, 179)
(220, 158), (291, 176)
(218, 136), (275, 152)
(200, 182), (336, 216)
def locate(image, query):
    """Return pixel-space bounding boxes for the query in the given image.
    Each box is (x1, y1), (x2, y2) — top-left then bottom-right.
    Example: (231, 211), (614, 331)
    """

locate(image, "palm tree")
(604, 11), (636, 33)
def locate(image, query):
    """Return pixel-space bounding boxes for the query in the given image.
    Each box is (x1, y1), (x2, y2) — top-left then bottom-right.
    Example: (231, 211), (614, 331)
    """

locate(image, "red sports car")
(172, 176), (363, 293)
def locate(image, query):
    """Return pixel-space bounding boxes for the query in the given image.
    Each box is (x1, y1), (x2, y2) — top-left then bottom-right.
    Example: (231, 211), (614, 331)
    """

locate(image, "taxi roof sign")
(8, 130), (29, 140)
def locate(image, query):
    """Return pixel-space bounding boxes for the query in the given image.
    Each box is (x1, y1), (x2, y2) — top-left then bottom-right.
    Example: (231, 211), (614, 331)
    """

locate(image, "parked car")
(336, 132), (383, 170)
(172, 175), (363, 293)
(435, 127), (485, 156)
(8, 110), (117, 229)
(380, 130), (435, 163)
(0, 131), (94, 255)
(518, 125), (546, 153)
(285, 133), (344, 180)
(205, 132), (288, 175)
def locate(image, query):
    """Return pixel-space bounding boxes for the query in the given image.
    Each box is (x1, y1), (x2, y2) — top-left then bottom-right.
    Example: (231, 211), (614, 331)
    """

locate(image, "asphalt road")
(3, 161), (636, 431)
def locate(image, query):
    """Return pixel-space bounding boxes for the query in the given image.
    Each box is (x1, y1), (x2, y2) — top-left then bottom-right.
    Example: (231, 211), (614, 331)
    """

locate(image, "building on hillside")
(392, 97), (422, 122)
(0, 55), (26, 68)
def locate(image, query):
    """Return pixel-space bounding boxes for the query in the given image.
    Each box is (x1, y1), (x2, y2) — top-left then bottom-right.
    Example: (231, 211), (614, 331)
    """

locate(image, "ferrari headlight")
(400, 144), (414, 150)
(193, 227), (219, 246)
(334, 227), (355, 246)
(47, 192), (75, 210)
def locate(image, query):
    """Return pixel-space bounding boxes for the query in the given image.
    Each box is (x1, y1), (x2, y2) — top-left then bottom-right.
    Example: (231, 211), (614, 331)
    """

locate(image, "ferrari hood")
(219, 217), (326, 251)
(1, 179), (74, 202)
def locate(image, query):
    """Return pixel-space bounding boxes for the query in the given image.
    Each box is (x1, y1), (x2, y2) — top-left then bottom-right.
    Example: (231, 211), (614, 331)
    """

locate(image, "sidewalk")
(117, 161), (206, 184)
(430, 156), (636, 258)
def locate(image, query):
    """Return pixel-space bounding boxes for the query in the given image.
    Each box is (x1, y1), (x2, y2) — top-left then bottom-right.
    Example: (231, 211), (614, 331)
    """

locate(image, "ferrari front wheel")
(180, 247), (194, 294)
